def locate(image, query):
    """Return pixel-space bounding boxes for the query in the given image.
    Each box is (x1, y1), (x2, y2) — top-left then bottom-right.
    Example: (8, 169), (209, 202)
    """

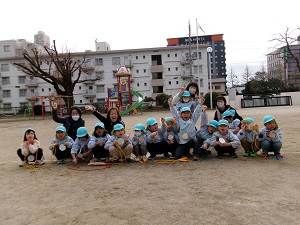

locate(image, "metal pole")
(196, 18), (200, 94)
(188, 20), (192, 81)
(208, 52), (213, 109)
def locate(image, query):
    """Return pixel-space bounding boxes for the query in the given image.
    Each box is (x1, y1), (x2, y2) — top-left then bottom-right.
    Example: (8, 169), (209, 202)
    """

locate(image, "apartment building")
(267, 38), (300, 86)
(0, 32), (224, 113)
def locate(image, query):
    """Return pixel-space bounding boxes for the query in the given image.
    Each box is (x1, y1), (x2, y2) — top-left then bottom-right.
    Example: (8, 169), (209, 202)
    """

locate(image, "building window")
(96, 85), (105, 93)
(136, 56), (138, 60)
(136, 70), (139, 73)
(143, 56), (145, 59)
(168, 68), (171, 71)
(3, 90), (11, 98)
(80, 100), (82, 103)
(200, 79), (203, 87)
(112, 70), (117, 78)
(42, 88), (44, 92)
(167, 54), (170, 57)
(153, 86), (163, 93)
(49, 88), (51, 91)
(18, 76), (26, 84)
(215, 85), (221, 90)
(176, 67), (178, 71)
(144, 83), (147, 86)
(169, 81), (171, 85)
(112, 57), (120, 65)
(19, 89), (27, 97)
(2, 77), (10, 85)
(193, 65), (203, 74)
(144, 69), (146, 73)
(20, 102), (28, 108)
(95, 58), (103, 66)
(137, 83), (140, 87)
(4, 45), (10, 52)
(96, 98), (105, 103)
(1, 64), (9, 72)
(79, 86), (81, 90)
(175, 53), (177, 57)
(3, 103), (12, 111)
(95, 71), (104, 80)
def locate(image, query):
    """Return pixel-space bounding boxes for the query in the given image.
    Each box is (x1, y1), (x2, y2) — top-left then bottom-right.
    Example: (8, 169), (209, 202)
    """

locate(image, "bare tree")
(242, 64), (252, 84)
(269, 27), (300, 77)
(14, 40), (102, 106)
(226, 67), (238, 88)
(253, 64), (268, 81)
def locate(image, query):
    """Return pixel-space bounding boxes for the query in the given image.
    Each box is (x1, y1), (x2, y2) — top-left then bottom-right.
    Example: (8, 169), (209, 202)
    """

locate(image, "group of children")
(17, 83), (283, 167)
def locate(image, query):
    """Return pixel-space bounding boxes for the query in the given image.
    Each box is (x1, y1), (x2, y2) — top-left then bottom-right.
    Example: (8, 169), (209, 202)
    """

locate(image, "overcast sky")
(1, 0), (299, 77)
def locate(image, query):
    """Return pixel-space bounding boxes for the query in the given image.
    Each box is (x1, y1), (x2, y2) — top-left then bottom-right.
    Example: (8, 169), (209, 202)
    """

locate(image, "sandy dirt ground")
(0, 105), (300, 225)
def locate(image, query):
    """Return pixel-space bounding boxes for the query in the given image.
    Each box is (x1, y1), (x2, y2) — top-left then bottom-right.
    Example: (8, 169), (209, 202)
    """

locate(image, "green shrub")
(204, 92), (220, 108)
(155, 93), (170, 108)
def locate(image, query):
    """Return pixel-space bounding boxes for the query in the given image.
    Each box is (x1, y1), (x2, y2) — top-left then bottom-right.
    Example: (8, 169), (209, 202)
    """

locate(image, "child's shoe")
(90, 158), (100, 163)
(148, 155), (156, 160)
(126, 158), (134, 163)
(164, 153), (171, 159)
(19, 161), (25, 167)
(217, 154), (224, 159)
(135, 157), (140, 162)
(260, 152), (268, 158)
(57, 159), (64, 164)
(37, 160), (45, 165)
(193, 156), (199, 161)
(230, 153), (238, 158)
(243, 150), (250, 157)
(275, 153), (283, 160)
(250, 151), (257, 157)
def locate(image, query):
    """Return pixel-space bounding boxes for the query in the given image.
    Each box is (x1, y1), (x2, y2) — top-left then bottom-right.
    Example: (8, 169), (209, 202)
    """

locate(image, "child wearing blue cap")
(222, 109), (241, 134)
(196, 106), (219, 158)
(258, 115), (282, 158)
(174, 90), (196, 114)
(17, 128), (44, 167)
(163, 116), (179, 158)
(71, 127), (92, 164)
(145, 117), (170, 159)
(104, 124), (133, 163)
(204, 119), (241, 159)
(168, 97), (204, 159)
(131, 123), (147, 162)
(49, 126), (74, 164)
(237, 118), (261, 157)
(88, 122), (111, 163)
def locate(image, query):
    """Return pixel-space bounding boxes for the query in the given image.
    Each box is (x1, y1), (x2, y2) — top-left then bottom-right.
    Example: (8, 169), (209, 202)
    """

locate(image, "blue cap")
(182, 91), (191, 97)
(113, 124), (124, 131)
(165, 117), (174, 123)
(146, 118), (158, 126)
(263, 115), (275, 124)
(242, 117), (254, 124)
(208, 120), (218, 129)
(222, 109), (235, 119)
(77, 127), (88, 137)
(94, 122), (105, 129)
(134, 123), (145, 131)
(218, 119), (229, 126)
(56, 126), (66, 133)
(180, 107), (191, 113)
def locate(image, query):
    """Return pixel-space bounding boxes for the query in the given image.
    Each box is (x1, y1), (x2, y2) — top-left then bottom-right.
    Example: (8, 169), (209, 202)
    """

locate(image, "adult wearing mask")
(214, 96), (243, 122)
(52, 103), (85, 141)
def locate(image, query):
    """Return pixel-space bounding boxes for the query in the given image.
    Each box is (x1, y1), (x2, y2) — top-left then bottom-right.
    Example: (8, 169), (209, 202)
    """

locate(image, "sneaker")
(105, 157), (111, 163)
(275, 153), (283, 160)
(37, 160), (45, 165)
(148, 155), (156, 160)
(193, 156), (199, 161)
(260, 152), (268, 158)
(243, 151), (250, 157)
(134, 157), (140, 162)
(205, 150), (212, 155)
(19, 161), (25, 167)
(90, 158), (100, 163)
(217, 154), (224, 159)
(230, 153), (238, 158)
(250, 151), (257, 157)
(57, 159), (64, 164)
(164, 153), (171, 159)
(112, 159), (119, 163)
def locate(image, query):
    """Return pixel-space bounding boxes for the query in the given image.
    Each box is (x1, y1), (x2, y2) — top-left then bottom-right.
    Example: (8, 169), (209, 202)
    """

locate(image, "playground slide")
(119, 89), (145, 116)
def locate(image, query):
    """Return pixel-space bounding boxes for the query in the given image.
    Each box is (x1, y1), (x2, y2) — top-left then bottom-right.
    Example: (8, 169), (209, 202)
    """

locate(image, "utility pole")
(188, 20), (193, 82)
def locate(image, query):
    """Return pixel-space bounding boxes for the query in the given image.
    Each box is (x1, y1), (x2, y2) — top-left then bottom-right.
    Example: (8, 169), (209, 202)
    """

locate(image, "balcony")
(83, 90), (96, 98)
(27, 92), (39, 98)
(180, 57), (190, 65)
(81, 62), (94, 75)
(151, 79), (165, 86)
(25, 78), (39, 87)
(181, 69), (193, 79)
(82, 74), (99, 84)
(151, 65), (163, 73)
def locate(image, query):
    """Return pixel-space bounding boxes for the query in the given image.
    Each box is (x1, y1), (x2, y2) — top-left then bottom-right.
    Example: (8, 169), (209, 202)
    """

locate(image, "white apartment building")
(0, 33), (225, 113)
